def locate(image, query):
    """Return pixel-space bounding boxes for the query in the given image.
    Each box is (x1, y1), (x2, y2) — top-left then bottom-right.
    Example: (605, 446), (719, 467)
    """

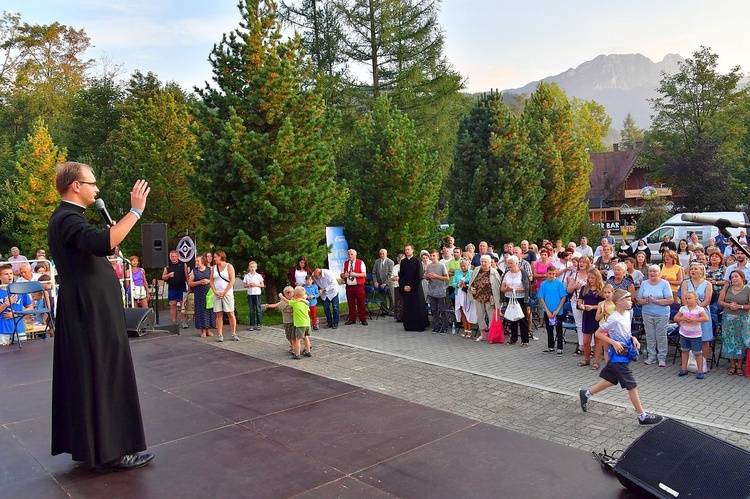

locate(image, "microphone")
(94, 198), (116, 227)
(680, 214), (750, 228)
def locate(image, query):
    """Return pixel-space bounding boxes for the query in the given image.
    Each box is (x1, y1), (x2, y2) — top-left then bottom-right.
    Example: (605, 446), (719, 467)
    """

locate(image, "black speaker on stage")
(124, 308), (155, 337)
(141, 223), (168, 268)
(613, 419), (750, 498)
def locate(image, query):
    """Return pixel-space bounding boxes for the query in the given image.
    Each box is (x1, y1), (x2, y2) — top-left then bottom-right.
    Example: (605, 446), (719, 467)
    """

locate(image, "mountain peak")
(501, 53), (685, 127)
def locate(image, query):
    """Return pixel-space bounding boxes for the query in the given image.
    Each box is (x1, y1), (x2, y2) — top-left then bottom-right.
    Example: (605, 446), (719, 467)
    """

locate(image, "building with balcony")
(587, 143), (679, 234)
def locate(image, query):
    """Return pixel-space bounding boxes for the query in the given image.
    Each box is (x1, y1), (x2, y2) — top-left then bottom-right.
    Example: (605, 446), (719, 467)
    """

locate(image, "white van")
(630, 212), (748, 263)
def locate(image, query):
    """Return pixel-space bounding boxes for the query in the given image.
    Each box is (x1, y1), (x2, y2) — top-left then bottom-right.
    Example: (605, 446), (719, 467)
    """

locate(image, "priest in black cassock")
(48, 162), (154, 473)
(398, 244), (429, 331)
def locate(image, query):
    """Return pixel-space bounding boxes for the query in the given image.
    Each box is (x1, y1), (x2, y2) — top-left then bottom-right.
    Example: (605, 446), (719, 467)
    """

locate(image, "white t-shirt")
(503, 270), (523, 298)
(601, 310), (631, 344)
(243, 271), (263, 296)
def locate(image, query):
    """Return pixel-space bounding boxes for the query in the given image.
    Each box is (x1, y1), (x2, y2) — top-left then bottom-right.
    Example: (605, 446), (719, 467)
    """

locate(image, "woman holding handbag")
(500, 255), (531, 346)
(467, 254), (502, 342)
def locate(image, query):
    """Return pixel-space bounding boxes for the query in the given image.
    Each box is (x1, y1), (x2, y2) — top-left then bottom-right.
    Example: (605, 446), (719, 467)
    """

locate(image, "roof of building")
(588, 144), (643, 202)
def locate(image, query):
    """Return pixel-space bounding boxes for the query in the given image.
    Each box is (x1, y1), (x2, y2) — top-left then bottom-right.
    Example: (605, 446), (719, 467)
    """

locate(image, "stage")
(0, 333), (635, 498)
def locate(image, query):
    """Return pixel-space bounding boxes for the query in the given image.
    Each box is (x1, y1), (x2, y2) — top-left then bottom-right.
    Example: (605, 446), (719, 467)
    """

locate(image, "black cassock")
(48, 202), (146, 468)
(398, 255), (429, 331)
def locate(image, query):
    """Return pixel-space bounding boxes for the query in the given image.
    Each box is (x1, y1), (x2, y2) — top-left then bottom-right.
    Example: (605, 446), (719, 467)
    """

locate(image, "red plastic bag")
(487, 309), (505, 343)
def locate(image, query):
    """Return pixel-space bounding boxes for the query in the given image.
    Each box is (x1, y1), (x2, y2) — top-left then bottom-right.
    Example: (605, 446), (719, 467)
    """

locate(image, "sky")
(3, 0), (750, 93)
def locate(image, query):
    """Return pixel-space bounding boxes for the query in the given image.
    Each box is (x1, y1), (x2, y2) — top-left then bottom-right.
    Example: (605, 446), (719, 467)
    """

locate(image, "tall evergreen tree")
(523, 82), (591, 242)
(448, 92), (543, 245)
(12, 118), (66, 251)
(192, 0), (344, 298)
(340, 96), (440, 257)
(336, 0), (465, 180)
(620, 113), (644, 148)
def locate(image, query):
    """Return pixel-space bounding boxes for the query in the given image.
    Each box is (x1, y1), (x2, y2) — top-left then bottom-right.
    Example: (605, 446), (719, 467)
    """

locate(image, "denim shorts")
(680, 335), (702, 354)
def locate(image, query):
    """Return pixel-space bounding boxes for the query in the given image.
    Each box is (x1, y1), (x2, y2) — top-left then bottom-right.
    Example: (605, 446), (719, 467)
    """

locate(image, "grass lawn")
(229, 291), (350, 326)
(157, 291), (350, 326)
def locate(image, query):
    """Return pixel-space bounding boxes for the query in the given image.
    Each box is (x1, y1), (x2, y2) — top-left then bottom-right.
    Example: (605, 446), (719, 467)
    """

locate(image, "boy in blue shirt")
(578, 289), (663, 426)
(303, 275), (319, 331)
(0, 263), (33, 345)
(538, 265), (567, 355)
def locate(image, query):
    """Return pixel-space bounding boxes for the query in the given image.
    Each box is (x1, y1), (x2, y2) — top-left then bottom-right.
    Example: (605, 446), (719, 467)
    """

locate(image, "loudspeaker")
(124, 308), (155, 337)
(614, 419), (750, 498)
(141, 223), (168, 268)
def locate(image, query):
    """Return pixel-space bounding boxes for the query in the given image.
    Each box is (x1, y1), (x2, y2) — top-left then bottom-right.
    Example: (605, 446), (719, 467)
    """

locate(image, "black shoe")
(302, 350), (312, 357)
(325, 324), (333, 329)
(639, 413), (664, 425)
(542, 348), (555, 353)
(579, 390), (589, 412)
(95, 453), (154, 473)
(439, 330), (447, 334)
(345, 320), (356, 325)
(361, 321), (368, 326)
(332, 324), (339, 329)
(291, 354), (301, 360)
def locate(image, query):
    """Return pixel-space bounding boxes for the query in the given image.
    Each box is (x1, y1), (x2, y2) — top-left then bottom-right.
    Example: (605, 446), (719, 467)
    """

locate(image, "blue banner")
(326, 227), (349, 303)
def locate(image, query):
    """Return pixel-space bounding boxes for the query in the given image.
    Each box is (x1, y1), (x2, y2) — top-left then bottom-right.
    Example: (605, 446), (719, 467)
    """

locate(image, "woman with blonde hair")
(680, 262), (713, 370)
(660, 250), (684, 303)
(576, 268), (604, 368)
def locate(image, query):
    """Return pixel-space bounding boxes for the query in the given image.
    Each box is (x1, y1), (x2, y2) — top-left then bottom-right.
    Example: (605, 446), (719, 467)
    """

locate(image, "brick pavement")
(199, 316), (750, 455)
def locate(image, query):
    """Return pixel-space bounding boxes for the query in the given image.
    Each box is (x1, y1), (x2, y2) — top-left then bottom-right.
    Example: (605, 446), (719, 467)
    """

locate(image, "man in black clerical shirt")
(48, 161), (154, 473)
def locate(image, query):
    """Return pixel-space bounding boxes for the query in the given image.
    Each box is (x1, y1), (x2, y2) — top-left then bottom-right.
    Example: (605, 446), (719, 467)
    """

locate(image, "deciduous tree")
(643, 46), (747, 210)
(12, 118), (66, 251)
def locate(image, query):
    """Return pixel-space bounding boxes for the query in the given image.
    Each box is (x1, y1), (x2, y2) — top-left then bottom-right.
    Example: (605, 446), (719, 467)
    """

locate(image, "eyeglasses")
(77, 180), (97, 186)
(617, 293), (632, 302)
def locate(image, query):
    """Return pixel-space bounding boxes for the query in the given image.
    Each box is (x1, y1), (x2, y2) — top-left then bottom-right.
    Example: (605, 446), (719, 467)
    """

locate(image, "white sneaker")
(181, 321), (188, 329)
(231, 333), (239, 341)
(217, 334), (224, 342)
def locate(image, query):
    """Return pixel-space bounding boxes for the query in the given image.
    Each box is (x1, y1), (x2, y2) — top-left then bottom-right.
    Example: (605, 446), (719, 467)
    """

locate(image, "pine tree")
(192, 0), (344, 298)
(340, 96), (440, 257)
(448, 92), (543, 246)
(620, 113), (644, 148)
(523, 82), (591, 242)
(13, 118), (66, 251)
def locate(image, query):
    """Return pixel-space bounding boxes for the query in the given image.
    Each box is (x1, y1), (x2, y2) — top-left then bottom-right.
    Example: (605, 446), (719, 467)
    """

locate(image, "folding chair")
(561, 302), (578, 345)
(7, 281), (51, 349)
(630, 306), (645, 343)
(364, 285), (384, 320)
(667, 303), (681, 364)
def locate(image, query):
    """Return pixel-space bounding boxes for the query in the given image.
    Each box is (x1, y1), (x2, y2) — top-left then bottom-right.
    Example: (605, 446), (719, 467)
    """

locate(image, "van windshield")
(648, 227), (674, 244)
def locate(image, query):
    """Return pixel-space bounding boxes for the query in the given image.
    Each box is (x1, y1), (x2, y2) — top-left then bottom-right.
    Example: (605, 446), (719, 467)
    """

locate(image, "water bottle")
(451, 322), (456, 335)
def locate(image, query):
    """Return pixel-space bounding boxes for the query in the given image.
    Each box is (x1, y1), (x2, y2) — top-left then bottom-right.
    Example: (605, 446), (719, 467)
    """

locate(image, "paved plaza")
(212, 314), (750, 455)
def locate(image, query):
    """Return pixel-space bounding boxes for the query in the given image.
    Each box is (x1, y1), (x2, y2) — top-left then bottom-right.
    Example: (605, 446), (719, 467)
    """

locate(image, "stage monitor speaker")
(613, 419), (750, 498)
(141, 223), (168, 268)
(124, 308), (155, 337)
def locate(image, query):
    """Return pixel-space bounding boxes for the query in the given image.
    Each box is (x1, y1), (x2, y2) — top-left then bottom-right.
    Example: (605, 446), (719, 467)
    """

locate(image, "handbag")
(205, 289), (214, 309)
(505, 291), (525, 322)
(487, 309), (505, 343)
(132, 285), (147, 300)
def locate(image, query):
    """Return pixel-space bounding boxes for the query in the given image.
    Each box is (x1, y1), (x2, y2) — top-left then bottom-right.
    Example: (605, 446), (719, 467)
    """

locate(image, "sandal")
(728, 368), (736, 375)
(591, 363), (600, 370)
(577, 360), (590, 367)
(738, 370), (745, 377)
(519, 343), (528, 348)
(200, 333), (206, 338)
